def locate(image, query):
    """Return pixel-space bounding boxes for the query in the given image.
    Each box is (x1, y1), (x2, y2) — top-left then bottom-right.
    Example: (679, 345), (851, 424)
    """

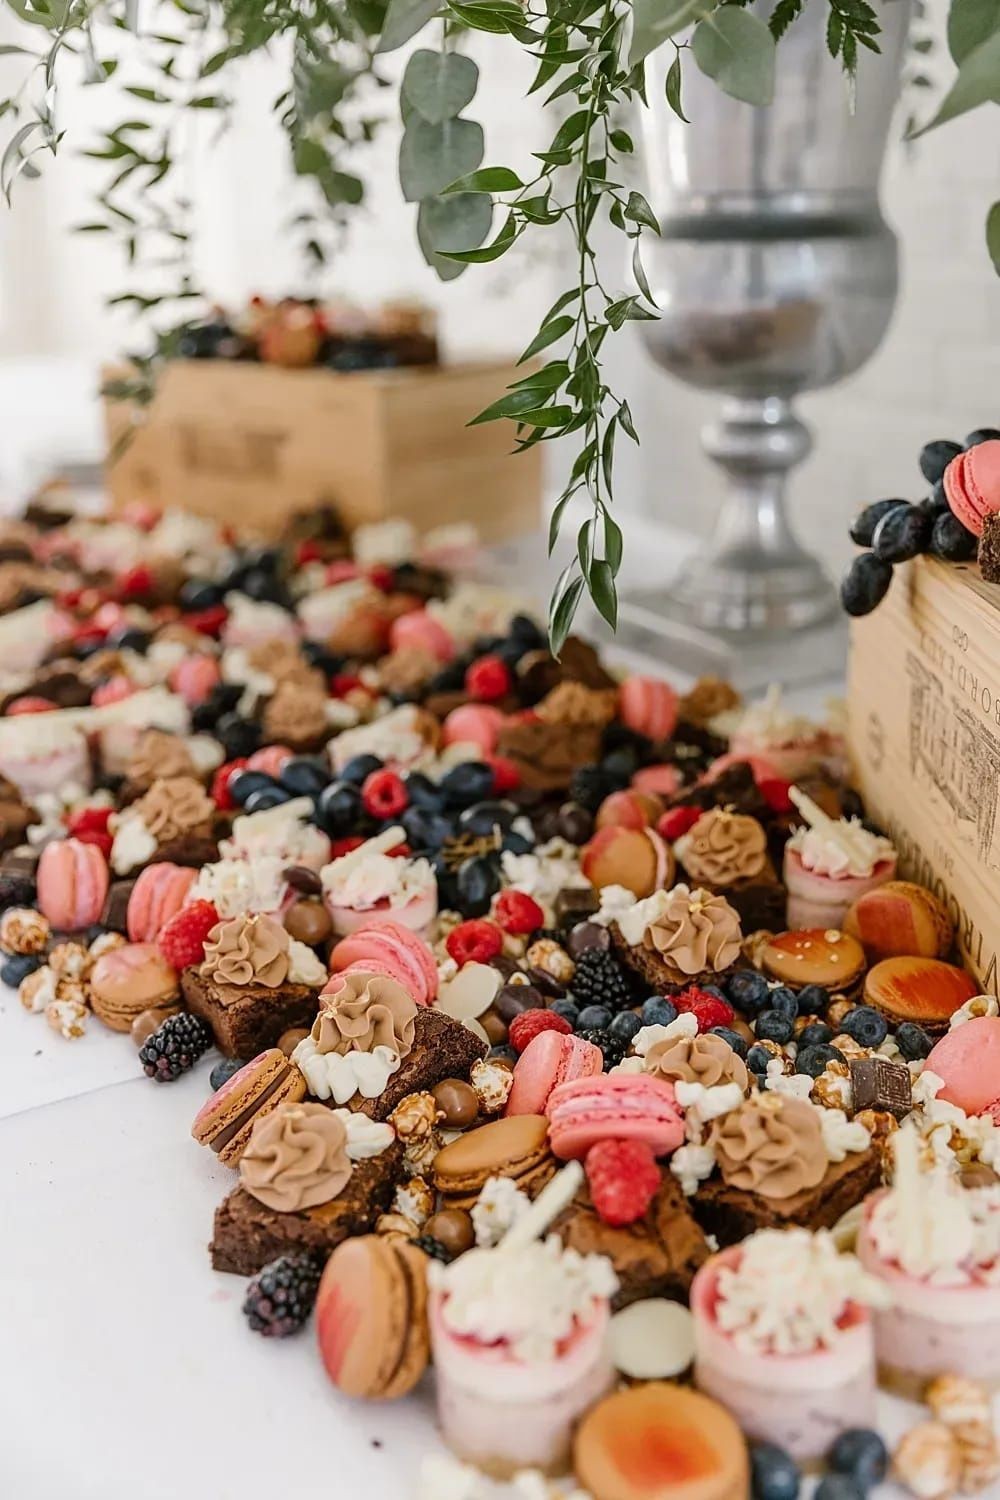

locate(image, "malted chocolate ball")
(424, 1207), (475, 1257)
(283, 898), (332, 946)
(479, 1008), (508, 1045)
(130, 1004), (180, 1048)
(431, 1077), (479, 1128)
(277, 1026), (310, 1057)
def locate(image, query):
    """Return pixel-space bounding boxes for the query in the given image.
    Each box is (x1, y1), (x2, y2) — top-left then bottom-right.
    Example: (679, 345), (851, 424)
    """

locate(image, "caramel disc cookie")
(843, 880), (954, 962)
(864, 956), (979, 1031)
(761, 928), (866, 992)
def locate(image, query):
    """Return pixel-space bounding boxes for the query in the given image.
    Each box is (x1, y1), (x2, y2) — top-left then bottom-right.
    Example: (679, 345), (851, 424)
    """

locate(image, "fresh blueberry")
(641, 996), (678, 1027)
(895, 1020), (933, 1061)
(510, 613), (545, 649)
(209, 682), (243, 714)
(796, 983), (831, 1015)
(798, 1021), (834, 1048)
(279, 757), (330, 797)
(243, 786), (291, 814)
(190, 701), (220, 733)
(610, 1009), (642, 1044)
(401, 807), (453, 852)
(209, 1057), (244, 1092)
(229, 770), (277, 807)
(106, 625), (151, 653)
(340, 754), (383, 786)
(402, 771), (444, 812)
(919, 438), (962, 484)
(746, 1043), (773, 1076)
(427, 661), (467, 693)
(813, 1478), (864, 1500)
(577, 1004), (613, 1031)
(488, 1043), (518, 1067)
(458, 801), (517, 836)
(501, 830), (534, 856)
(1, 952), (42, 987)
(455, 854), (501, 916)
(750, 1443), (800, 1500)
(768, 987), (799, 1021)
(315, 780), (363, 836)
(302, 641), (345, 676)
(439, 762), (495, 809)
(848, 498), (908, 548)
(179, 578), (225, 611)
(216, 712), (262, 759)
(840, 553), (893, 618)
(755, 1009), (794, 1045)
(841, 1005), (888, 1048)
(600, 747), (638, 784)
(796, 1043), (845, 1078)
(710, 1025), (748, 1059)
(699, 984), (728, 1003)
(551, 998), (580, 1029)
(726, 969), (772, 1015)
(827, 1429), (888, 1492)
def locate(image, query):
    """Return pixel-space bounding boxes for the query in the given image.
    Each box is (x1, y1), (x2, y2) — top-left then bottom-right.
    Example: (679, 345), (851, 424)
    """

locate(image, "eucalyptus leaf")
(911, 27), (1000, 132)
(624, 189), (660, 233)
(417, 191), (492, 279)
(987, 200), (1000, 273)
(443, 166), (523, 193)
(447, 0), (521, 32)
(665, 53), (689, 119)
(399, 115), (484, 202)
(590, 560), (617, 628)
(402, 49), (479, 124)
(377, 0), (439, 53)
(629, 0), (714, 68)
(549, 573), (585, 657)
(948, 0), (1000, 63)
(692, 7), (776, 106)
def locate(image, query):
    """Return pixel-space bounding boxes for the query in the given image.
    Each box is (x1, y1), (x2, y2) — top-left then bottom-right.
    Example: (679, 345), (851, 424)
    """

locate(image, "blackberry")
(413, 1235), (452, 1264)
(242, 1253), (322, 1337)
(577, 1027), (626, 1069)
(571, 949), (633, 1013)
(528, 927), (562, 947)
(569, 764), (617, 813)
(0, 872), (36, 910)
(139, 1011), (213, 1081)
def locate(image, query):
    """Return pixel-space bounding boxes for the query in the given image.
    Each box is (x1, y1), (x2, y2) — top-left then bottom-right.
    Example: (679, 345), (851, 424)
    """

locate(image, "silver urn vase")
(620, 0), (912, 686)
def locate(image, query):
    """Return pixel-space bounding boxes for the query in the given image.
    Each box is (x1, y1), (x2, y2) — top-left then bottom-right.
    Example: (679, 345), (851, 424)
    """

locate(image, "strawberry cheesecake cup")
(428, 1164), (618, 1478)
(320, 826), (437, 937)
(784, 787), (897, 930)
(691, 1228), (880, 1463)
(857, 1130), (1000, 1392)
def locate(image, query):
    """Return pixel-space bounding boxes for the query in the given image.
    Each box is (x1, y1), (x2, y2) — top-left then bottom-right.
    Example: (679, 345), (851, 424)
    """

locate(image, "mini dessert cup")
(785, 846), (897, 931)
(429, 1288), (613, 1478)
(784, 787), (897, 930)
(691, 1245), (876, 1464)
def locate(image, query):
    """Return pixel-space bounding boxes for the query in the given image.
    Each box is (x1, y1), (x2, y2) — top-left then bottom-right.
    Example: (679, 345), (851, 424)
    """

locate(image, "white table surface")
(0, 516), (971, 1500)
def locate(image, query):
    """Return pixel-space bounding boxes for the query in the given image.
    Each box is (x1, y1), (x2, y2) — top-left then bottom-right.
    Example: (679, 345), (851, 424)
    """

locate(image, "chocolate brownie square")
(353, 1007), (486, 1122)
(722, 879), (787, 936)
(210, 1141), (404, 1276)
(553, 1173), (709, 1309)
(691, 1146), (882, 1248)
(182, 965), (320, 1059)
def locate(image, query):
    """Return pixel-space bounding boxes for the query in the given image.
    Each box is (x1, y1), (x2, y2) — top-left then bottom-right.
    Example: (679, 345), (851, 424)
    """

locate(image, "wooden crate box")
(102, 358), (541, 542)
(847, 555), (1000, 994)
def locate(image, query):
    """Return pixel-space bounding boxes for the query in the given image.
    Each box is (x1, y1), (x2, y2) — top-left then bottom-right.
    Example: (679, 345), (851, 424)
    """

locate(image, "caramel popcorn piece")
(389, 1091), (442, 1140)
(0, 906), (50, 955)
(954, 1422), (1000, 1493)
(19, 965), (56, 1014)
(926, 1374), (993, 1429)
(812, 1060), (853, 1111)
(89, 931), (126, 959)
(470, 1057), (513, 1114)
(45, 997), (88, 1039)
(393, 1175), (434, 1228)
(893, 1422), (961, 1500)
(375, 1211), (420, 1240)
(47, 940), (94, 981)
(525, 937), (575, 984)
(827, 997), (856, 1029)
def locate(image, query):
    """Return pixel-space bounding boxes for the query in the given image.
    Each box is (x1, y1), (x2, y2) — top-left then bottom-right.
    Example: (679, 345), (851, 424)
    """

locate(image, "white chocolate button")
(436, 962), (501, 1020)
(610, 1298), (695, 1379)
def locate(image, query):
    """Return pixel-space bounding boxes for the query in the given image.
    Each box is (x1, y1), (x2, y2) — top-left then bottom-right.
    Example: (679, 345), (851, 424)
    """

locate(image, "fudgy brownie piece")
(722, 880), (787, 936)
(182, 965), (320, 1059)
(553, 1173), (709, 1309)
(354, 1008), (486, 1122)
(691, 1146), (882, 1248)
(210, 1142), (404, 1276)
(980, 513), (1000, 583)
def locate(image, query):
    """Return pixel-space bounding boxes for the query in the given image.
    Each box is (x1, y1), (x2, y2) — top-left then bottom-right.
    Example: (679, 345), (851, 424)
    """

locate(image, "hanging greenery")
(0, 0), (993, 646)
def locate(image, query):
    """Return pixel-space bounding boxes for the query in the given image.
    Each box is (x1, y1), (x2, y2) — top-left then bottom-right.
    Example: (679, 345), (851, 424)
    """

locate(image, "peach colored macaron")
(36, 838), (109, 932)
(90, 942), (180, 1032)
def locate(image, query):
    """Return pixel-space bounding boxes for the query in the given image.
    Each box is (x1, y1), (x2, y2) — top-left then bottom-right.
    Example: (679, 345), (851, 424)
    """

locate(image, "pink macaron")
(328, 920), (438, 1006)
(619, 676), (677, 742)
(127, 861), (197, 943)
(926, 1015), (1000, 1118)
(389, 608), (455, 663)
(441, 703), (505, 753)
(943, 440), (1000, 538)
(546, 1073), (686, 1160)
(505, 1030), (604, 1117)
(631, 764), (683, 799)
(246, 745), (294, 777)
(169, 654), (222, 707)
(36, 837), (110, 932)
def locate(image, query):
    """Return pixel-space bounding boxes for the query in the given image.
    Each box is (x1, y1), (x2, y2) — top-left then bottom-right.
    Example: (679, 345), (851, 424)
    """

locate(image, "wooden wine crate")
(101, 358), (541, 542)
(847, 555), (1000, 995)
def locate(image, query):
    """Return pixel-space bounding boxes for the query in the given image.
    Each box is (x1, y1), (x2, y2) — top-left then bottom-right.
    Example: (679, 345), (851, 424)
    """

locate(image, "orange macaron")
(863, 956), (979, 1031)
(316, 1234), (430, 1399)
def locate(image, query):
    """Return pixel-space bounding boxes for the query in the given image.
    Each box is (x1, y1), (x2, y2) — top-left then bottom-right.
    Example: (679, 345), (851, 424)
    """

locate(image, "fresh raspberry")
(465, 654), (512, 703)
(75, 828), (113, 859)
(330, 835), (365, 858)
(362, 768), (409, 820)
(657, 805), (702, 842)
(367, 564), (395, 592)
(71, 627), (106, 651)
(295, 540), (323, 567)
(492, 889), (545, 936)
(758, 777), (794, 815)
(385, 840), (411, 857)
(445, 918), (503, 967)
(325, 560), (361, 585)
(66, 806), (112, 838)
(117, 564), (155, 600)
(211, 758), (248, 811)
(158, 900), (220, 970)
(182, 604), (228, 638)
(585, 1139), (661, 1227)
(674, 985), (735, 1032)
(508, 1008), (572, 1053)
(6, 696), (54, 716)
(488, 755), (521, 794)
(330, 673), (363, 698)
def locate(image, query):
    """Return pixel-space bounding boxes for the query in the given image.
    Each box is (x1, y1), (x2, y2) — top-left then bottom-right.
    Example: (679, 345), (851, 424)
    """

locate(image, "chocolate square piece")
(182, 965), (320, 1059)
(849, 1055), (912, 1120)
(555, 887), (599, 928)
(210, 1142), (404, 1276)
(353, 1008), (486, 1122)
(692, 1147), (882, 1248)
(553, 1174), (709, 1310)
(980, 513), (1000, 584)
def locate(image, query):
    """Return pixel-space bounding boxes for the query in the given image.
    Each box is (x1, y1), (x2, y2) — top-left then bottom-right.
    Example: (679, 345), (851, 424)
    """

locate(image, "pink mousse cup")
(428, 1290), (613, 1479)
(691, 1247), (876, 1464)
(783, 847), (897, 931)
(857, 1194), (1000, 1394)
